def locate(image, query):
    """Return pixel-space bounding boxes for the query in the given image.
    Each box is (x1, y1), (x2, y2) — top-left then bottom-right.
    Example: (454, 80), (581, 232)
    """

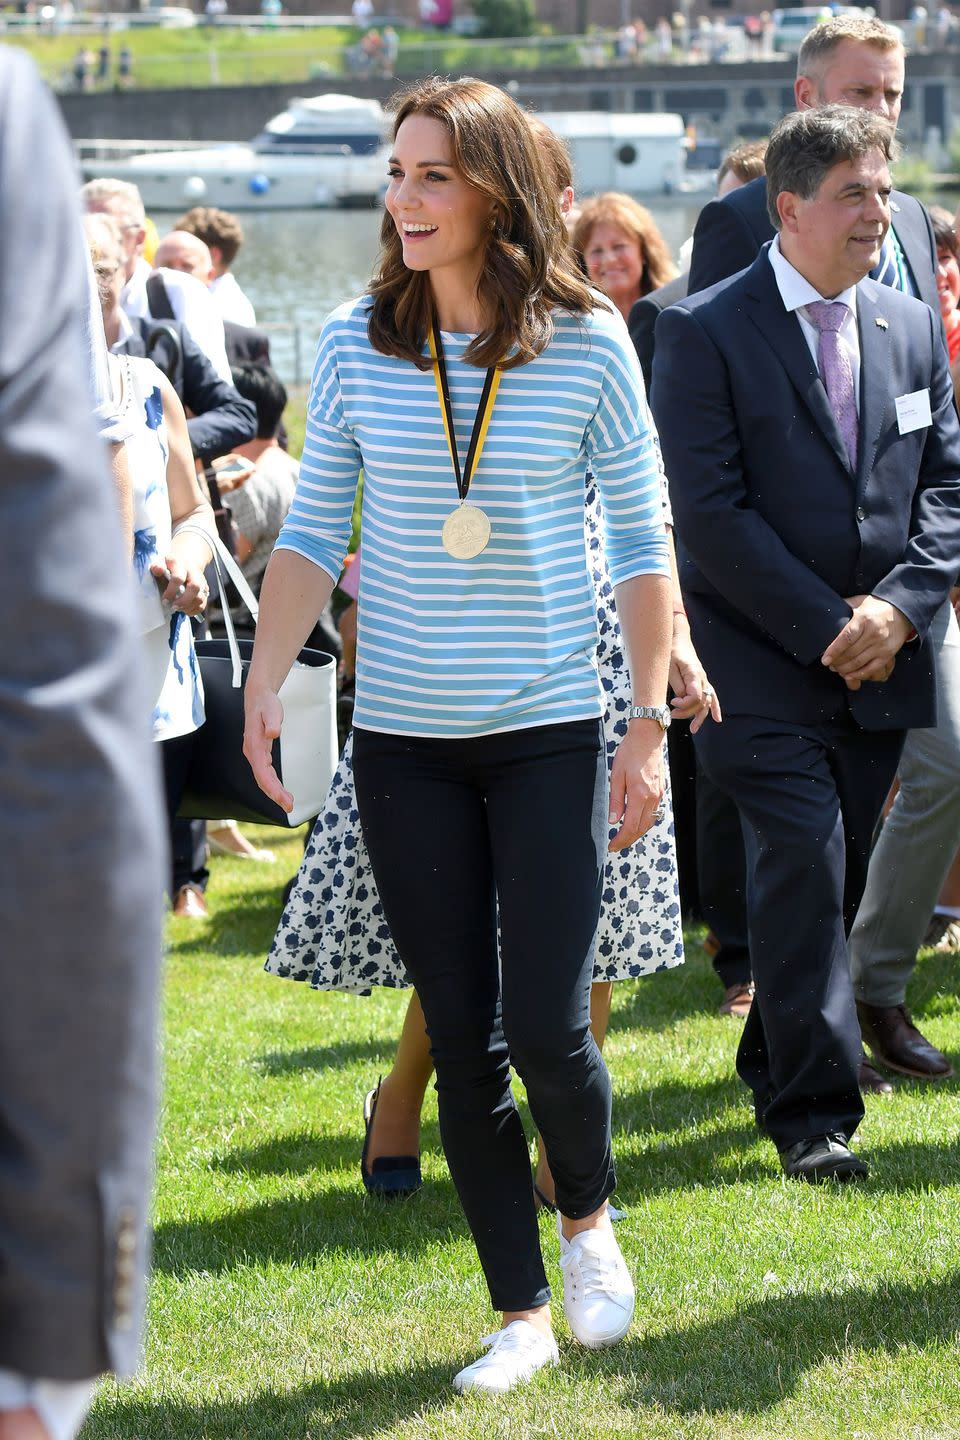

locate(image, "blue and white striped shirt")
(277, 295), (669, 738)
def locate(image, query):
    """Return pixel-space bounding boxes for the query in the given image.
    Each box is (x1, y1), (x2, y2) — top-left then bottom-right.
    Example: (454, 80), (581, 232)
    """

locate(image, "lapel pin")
(875, 317), (888, 329)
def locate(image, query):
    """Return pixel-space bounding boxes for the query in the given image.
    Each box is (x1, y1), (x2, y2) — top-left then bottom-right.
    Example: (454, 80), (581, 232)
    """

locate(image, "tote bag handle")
(172, 521), (260, 687)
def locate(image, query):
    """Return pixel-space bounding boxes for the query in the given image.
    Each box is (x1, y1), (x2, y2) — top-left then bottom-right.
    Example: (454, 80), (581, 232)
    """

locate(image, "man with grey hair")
(652, 105), (960, 1182)
(687, 12), (958, 1094)
(81, 177), (232, 383)
(689, 15), (937, 310)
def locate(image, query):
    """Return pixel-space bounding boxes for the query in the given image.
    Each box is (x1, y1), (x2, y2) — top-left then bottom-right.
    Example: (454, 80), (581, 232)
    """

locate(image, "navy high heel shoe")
(361, 1079), (422, 1198)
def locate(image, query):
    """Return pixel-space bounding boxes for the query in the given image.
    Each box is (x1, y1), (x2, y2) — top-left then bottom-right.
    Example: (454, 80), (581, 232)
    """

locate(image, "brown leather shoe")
(173, 883), (209, 918)
(719, 980), (755, 1019)
(857, 1001), (953, 1080)
(858, 1052), (894, 1095)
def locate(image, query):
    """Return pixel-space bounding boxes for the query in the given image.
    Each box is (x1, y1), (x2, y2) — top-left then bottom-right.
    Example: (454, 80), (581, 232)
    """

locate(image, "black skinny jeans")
(353, 718), (616, 1313)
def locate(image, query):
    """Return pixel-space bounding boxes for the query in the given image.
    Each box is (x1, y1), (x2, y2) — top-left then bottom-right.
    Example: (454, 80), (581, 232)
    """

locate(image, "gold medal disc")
(442, 503), (491, 559)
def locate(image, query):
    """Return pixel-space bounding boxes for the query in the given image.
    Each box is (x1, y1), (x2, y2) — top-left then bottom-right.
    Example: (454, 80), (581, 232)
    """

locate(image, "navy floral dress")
(266, 477), (684, 992)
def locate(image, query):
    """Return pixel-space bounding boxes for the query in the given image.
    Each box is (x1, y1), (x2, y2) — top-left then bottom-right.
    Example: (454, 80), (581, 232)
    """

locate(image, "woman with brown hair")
(572, 192), (678, 322)
(244, 77), (673, 1392)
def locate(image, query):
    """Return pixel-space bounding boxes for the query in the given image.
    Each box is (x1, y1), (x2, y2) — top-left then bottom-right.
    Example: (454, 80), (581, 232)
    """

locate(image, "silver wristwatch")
(629, 704), (671, 732)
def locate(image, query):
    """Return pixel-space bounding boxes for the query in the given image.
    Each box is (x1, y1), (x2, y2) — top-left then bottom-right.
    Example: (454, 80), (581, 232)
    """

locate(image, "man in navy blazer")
(688, 15), (937, 311)
(686, 11), (958, 1093)
(651, 106), (960, 1182)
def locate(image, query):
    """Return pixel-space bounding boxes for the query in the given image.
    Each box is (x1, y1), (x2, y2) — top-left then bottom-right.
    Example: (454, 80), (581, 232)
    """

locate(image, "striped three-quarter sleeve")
(275, 319), (361, 585)
(584, 313), (670, 586)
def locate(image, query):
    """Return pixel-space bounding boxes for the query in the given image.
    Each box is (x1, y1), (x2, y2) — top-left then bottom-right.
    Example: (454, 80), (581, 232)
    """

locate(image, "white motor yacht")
(77, 94), (390, 210)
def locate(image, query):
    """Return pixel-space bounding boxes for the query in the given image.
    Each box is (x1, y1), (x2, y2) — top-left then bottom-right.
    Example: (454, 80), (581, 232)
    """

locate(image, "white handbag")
(177, 530), (339, 828)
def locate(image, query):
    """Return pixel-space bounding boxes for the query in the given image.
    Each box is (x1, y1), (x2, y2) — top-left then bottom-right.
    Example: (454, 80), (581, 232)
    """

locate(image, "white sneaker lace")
(479, 1324), (542, 1358)
(561, 1235), (624, 1299)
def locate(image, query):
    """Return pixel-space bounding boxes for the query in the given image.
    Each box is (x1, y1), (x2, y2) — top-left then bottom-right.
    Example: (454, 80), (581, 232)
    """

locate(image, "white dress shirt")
(210, 270), (257, 328)
(768, 234), (861, 414)
(122, 262), (232, 383)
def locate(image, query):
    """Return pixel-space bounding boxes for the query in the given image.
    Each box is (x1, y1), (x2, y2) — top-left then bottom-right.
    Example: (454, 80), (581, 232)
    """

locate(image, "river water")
(168, 196), (708, 384)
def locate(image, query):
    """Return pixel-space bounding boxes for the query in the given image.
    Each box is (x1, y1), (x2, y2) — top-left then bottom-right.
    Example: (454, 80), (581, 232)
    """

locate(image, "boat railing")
(76, 138), (219, 163)
(75, 138), (378, 162)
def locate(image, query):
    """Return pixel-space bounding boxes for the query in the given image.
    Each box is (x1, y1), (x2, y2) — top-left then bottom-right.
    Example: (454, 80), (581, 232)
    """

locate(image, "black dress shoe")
(857, 1001), (953, 1080)
(859, 1052), (895, 1095)
(779, 1134), (869, 1183)
(361, 1079), (422, 1199)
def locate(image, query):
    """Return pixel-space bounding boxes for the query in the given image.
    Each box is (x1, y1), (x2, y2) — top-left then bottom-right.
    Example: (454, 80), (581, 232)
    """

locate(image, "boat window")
(255, 132), (382, 157)
(616, 144), (638, 166)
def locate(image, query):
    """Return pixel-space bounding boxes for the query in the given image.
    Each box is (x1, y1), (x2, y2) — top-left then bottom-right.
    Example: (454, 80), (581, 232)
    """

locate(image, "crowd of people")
(4, 11), (960, 1435)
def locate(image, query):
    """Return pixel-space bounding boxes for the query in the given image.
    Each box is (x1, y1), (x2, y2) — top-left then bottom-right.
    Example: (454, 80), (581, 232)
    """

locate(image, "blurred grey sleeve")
(0, 48), (166, 1383)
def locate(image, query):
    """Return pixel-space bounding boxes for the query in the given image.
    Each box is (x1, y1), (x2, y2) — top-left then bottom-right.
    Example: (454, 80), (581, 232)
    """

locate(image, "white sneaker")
(452, 1319), (559, 1394)
(558, 1215), (635, 1349)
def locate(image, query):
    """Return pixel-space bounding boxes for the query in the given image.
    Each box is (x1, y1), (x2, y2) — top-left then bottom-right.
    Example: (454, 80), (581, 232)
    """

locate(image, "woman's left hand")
(608, 720), (664, 852)
(150, 555), (209, 617)
(669, 626), (721, 734)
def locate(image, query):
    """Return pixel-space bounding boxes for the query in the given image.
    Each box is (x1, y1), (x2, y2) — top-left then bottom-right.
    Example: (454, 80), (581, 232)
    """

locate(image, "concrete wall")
(59, 49), (959, 151)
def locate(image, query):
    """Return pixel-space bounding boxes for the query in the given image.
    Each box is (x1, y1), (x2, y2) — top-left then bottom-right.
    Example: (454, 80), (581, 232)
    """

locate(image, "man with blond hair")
(689, 15), (938, 312)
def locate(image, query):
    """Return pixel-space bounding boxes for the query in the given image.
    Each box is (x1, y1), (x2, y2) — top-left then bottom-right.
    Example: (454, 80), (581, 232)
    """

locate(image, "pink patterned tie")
(806, 300), (858, 473)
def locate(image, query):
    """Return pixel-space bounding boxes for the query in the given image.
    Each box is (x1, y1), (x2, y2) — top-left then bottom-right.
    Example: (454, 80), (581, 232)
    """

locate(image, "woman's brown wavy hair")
(571, 192), (678, 299)
(367, 77), (600, 372)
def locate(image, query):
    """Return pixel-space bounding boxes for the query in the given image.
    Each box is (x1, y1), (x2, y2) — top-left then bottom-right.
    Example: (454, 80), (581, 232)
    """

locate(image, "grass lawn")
(7, 24), (584, 89)
(7, 25), (356, 89)
(79, 824), (960, 1439)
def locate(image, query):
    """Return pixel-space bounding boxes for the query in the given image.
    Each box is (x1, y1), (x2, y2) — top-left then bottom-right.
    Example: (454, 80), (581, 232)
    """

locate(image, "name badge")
(895, 389), (932, 435)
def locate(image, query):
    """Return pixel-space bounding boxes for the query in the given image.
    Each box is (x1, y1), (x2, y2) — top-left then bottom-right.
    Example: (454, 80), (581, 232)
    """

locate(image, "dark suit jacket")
(116, 315), (256, 464)
(651, 247), (960, 732)
(628, 272), (689, 395)
(0, 47), (163, 1380)
(223, 318), (272, 369)
(688, 174), (939, 317)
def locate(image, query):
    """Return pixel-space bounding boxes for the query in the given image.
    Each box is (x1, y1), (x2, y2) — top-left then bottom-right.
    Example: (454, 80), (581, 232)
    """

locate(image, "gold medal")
(429, 324), (501, 562)
(442, 502), (492, 559)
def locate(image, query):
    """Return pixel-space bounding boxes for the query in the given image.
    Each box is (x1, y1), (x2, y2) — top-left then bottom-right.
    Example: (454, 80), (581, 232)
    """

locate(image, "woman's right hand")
(243, 687), (294, 813)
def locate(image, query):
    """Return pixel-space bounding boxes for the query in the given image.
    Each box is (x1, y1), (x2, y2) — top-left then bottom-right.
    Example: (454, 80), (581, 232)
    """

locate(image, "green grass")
(9, 25), (357, 89)
(81, 828), (960, 1440)
(8, 23), (584, 89)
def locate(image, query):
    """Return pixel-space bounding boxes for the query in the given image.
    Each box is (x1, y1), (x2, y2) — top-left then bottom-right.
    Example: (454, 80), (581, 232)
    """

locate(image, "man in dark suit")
(685, 13), (956, 1088)
(629, 140), (768, 1010)
(652, 106), (960, 1181)
(688, 15), (937, 309)
(117, 310), (257, 465)
(0, 49), (163, 1439)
